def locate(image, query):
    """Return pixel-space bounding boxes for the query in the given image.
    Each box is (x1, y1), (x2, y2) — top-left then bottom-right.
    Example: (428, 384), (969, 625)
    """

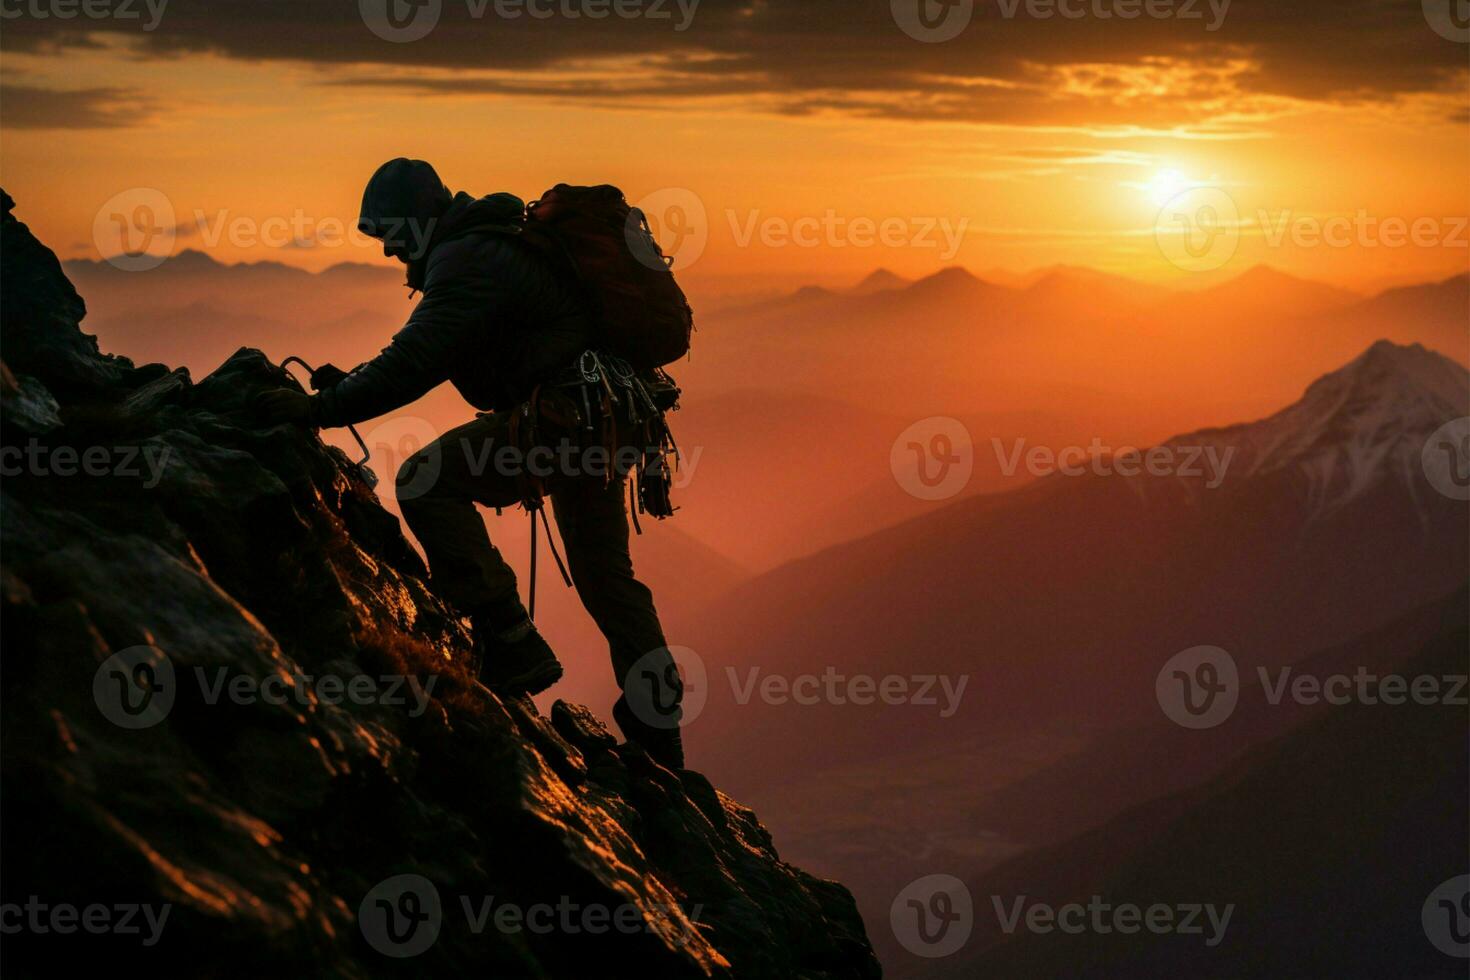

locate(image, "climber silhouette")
(253, 159), (685, 769)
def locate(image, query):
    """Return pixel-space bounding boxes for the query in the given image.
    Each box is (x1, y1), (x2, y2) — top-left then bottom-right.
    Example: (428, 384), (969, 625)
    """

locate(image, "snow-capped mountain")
(1152, 340), (1468, 518)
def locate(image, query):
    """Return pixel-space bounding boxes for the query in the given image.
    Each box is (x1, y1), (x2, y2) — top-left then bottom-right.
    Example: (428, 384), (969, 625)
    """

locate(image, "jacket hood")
(357, 158), (453, 256)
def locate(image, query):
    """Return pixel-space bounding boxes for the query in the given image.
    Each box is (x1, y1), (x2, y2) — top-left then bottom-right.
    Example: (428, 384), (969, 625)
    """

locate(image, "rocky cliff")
(0, 191), (881, 979)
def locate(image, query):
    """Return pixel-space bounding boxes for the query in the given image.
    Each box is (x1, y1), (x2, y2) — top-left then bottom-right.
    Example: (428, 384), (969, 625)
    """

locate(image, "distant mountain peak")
(906, 266), (989, 297)
(168, 248), (226, 269)
(1162, 340), (1468, 516)
(1232, 262), (1297, 284)
(921, 266), (980, 284)
(1303, 339), (1466, 413)
(849, 268), (910, 295)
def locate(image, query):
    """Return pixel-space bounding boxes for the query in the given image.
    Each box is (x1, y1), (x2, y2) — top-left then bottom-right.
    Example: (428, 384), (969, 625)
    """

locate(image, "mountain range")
(668, 338), (1468, 970)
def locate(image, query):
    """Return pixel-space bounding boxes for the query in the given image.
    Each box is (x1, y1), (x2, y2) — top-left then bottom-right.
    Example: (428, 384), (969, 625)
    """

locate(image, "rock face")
(0, 191), (881, 979)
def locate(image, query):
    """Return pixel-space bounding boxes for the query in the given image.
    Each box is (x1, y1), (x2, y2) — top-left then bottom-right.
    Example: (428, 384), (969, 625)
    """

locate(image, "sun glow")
(1145, 168), (1192, 206)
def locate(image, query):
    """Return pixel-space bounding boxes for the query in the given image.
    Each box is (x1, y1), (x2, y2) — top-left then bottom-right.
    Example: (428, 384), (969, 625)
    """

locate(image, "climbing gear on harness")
(280, 356), (377, 487)
(509, 349), (682, 617)
(526, 496), (570, 620)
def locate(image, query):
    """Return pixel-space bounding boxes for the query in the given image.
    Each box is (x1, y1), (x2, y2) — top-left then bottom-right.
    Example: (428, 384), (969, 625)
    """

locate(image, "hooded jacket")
(313, 160), (593, 427)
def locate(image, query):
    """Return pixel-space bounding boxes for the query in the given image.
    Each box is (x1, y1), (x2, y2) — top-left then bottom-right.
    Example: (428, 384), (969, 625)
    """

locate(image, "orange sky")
(2, 3), (1466, 296)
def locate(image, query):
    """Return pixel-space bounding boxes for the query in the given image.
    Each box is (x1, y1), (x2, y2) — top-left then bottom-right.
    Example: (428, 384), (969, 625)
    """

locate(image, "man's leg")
(550, 473), (684, 766)
(395, 413), (524, 618)
(397, 414), (563, 697)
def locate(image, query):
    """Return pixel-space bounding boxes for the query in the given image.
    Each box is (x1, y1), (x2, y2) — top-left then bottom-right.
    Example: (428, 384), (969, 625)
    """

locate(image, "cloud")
(0, 0), (1465, 128)
(0, 83), (158, 129)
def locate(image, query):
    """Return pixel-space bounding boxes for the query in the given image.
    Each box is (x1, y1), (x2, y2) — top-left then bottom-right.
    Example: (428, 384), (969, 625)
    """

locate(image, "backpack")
(520, 184), (693, 370)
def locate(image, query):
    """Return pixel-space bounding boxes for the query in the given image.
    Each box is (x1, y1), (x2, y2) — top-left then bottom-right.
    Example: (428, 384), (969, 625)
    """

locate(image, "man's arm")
(312, 238), (503, 428)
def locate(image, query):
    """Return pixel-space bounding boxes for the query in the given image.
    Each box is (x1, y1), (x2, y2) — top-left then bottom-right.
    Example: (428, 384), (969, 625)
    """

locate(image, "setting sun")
(1145, 168), (1193, 206)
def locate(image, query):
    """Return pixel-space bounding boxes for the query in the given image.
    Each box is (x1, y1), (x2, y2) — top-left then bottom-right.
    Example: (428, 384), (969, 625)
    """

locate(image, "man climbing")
(254, 158), (687, 769)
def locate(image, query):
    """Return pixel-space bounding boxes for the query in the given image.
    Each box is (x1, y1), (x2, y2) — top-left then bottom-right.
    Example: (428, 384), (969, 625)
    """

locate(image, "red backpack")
(521, 184), (693, 370)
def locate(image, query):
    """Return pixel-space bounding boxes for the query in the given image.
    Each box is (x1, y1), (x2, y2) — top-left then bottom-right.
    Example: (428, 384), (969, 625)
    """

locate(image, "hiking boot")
(474, 616), (564, 696)
(613, 695), (686, 770)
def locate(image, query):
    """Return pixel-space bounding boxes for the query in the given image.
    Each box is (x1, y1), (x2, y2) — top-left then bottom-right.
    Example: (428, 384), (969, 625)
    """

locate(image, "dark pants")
(395, 409), (674, 701)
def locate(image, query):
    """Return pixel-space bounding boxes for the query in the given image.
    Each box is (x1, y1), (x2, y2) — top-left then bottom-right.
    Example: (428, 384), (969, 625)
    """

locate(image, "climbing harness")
(516, 350), (682, 618)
